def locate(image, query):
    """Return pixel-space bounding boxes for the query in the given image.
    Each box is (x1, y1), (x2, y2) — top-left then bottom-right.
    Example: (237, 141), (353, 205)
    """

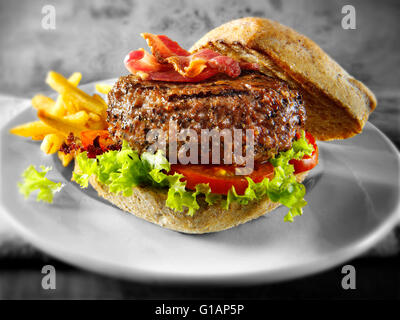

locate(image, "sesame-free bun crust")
(85, 162), (308, 234)
(191, 17), (377, 140)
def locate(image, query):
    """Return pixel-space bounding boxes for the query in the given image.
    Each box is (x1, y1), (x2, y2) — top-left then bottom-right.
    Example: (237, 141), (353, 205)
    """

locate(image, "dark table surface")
(0, 0), (399, 299)
(1, 252), (400, 299)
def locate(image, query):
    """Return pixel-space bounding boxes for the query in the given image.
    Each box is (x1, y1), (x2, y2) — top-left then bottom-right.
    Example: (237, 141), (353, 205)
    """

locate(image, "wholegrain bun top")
(191, 17), (377, 140)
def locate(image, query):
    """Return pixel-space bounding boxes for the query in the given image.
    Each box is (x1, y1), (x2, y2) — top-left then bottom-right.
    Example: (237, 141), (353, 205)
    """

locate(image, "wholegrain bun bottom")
(82, 160), (309, 234)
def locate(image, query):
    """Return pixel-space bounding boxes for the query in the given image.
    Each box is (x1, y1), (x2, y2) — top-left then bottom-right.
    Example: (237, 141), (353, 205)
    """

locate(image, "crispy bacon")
(207, 54), (241, 77)
(239, 62), (260, 71)
(124, 49), (172, 74)
(165, 49), (241, 78)
(141, 33), (190, 62)
(166, 56), (207, 78)
(124, 34), (258, 82)
(166, 49), (217, 78)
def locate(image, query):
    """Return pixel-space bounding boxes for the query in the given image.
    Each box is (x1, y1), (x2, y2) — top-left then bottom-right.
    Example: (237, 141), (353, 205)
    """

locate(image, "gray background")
(0, 0), (399, 96)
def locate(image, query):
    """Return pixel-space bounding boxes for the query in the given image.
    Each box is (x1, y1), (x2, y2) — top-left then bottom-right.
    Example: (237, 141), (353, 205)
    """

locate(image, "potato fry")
(92, 93), (108, 107)
(52, 72), (82, 117)
(46, 71), (104, 115)
(32, 135), (46, 141)
(92, 93), (108, 118)
(63, 110), (90, 126)
(60, 93), (79, 114)
(31, 95), (55, 112)
(9, 121), (60, 138)
(40, 133), (65, 154)
(37, 110), (85, 135)
(88, 112), (101, 122)
(50, 98), (67, 117)
(86, 119), (107, 130)
(58, 151), (74, 167)
(68, 72), (82, 86)
(95, 83), (112, 95)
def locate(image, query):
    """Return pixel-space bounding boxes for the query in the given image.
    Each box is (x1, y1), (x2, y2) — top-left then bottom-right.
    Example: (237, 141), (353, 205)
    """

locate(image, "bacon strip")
(124, 34), (259, 82)
(141, 33), (190, 62)
(207, 55), (241, 77)
(166, 56), (208, 78)
(124, 49), (172, 74)
(239, 62), (260, 71)
(166, 49), (241, 78)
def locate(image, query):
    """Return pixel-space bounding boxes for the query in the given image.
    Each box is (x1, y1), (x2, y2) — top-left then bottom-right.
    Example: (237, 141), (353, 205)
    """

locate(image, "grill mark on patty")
(167, 89), (250, 102)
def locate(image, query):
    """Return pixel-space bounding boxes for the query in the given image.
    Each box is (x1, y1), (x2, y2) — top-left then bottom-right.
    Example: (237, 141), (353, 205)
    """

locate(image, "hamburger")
(71, 17), (376, 233)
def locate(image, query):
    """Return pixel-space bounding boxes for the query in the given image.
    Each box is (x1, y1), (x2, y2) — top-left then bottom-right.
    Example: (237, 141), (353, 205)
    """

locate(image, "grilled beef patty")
(107, 72), (306, 164)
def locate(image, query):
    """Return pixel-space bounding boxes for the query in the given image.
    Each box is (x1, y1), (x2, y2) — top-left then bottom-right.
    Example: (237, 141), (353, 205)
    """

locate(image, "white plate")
(1, 81), (400, 284)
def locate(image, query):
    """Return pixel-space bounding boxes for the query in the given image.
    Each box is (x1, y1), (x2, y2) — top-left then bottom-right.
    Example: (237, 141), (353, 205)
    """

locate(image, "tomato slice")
(170, 163), (274, 195)
(80, 130), (114, 151)
(289, 132), (319, 174)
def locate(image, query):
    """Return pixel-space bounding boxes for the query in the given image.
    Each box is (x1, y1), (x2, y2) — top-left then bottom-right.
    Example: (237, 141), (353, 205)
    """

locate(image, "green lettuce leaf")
(18, 165), (63, 203)
(72, 152), (97, 188)
(73, 131), (314, 221)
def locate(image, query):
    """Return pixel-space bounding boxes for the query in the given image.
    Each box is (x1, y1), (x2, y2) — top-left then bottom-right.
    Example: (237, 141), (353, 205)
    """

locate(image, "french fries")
(40, 133), (65, 154)
(88, 112), (101, 122)
(92, 93), (108, 109)
(32, 135), (46, 141)
(37, 110), (86, 135)
(92, 93), (108, 118)
(10, 121), (60, 138)
(52, 72), (82, 116)
(46, 71), (104, 115)
(95, 83), (113, 94)
(63, 110), (90, 126)
(31, 95), (55, 112)
(10, 71), (110, 167)
(87, 119), (108, 130)
(58, 151), (74, 167)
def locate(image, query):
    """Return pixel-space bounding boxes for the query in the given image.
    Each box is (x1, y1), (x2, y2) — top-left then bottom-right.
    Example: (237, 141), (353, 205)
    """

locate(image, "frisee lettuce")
(18, 165), (63, 203)
(73, 132), (314, 221)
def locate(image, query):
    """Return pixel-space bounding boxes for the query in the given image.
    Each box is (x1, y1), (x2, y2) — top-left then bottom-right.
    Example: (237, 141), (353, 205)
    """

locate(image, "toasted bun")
(82, 159), (308, 234)
(191, 17), (377, 140)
